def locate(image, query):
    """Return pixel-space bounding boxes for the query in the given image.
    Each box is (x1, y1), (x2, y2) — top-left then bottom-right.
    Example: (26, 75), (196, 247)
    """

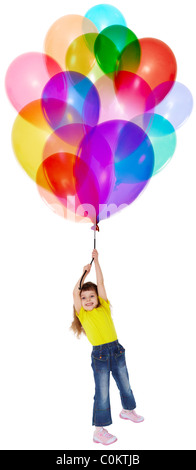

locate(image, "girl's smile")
(81, 290), (98, 311)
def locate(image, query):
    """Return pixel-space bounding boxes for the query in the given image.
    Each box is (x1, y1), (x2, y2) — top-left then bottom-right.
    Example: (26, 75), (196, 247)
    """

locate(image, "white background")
(0, 0), (195, 451)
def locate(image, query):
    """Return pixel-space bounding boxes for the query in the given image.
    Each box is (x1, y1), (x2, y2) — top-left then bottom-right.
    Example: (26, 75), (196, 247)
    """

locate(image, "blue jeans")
(91, 340), (136, 426)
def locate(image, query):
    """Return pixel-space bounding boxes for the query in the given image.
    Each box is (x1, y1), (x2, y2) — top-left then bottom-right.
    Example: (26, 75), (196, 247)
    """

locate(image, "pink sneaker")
(120, 409), (144, 423)
(93, 428), (117, 445)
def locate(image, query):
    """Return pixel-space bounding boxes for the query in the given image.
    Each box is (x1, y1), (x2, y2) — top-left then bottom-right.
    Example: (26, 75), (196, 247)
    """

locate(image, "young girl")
(71, 249), (144, 445)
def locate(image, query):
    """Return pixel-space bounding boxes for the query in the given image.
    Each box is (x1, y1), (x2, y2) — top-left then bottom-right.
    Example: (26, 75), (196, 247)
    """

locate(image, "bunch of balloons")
(5, 4), (193, 225)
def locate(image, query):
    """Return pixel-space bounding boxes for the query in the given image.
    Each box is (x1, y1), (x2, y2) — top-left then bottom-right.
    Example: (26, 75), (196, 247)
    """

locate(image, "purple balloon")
(95, 120), (153, 221)
(98, 180), (149, 221)
(41, 71), (100, 131)
(76, 120), (154, 222)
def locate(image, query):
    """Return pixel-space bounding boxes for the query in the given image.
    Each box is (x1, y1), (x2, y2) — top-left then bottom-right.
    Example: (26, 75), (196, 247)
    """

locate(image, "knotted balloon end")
(91, 223), (99, 232)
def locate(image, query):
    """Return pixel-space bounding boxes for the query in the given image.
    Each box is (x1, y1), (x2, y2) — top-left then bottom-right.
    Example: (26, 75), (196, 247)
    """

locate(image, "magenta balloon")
(76, 126), (115, 220)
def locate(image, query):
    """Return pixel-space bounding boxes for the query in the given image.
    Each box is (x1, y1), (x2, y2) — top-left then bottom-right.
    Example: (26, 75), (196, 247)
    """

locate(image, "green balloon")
(94, 25), (140, 75)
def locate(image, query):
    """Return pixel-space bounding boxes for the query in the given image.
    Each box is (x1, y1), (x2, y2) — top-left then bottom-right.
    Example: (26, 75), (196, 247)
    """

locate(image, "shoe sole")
(93, 437), (117, 445)
(119, 413), (144, 423)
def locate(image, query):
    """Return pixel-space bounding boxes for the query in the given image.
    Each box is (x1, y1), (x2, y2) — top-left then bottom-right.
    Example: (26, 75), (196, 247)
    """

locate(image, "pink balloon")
(95, 72), (155, 123)
(5, 52), (62, 112)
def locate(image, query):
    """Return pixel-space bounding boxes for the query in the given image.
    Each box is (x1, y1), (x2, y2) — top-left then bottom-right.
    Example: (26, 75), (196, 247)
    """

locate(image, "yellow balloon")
(66, 33), (97, 76)
(11, 100), (52, 181)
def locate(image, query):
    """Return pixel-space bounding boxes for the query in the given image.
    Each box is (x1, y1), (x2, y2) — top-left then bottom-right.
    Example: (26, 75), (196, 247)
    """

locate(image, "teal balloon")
(146, 114), (177, 174)
(85, 4), (126, 32)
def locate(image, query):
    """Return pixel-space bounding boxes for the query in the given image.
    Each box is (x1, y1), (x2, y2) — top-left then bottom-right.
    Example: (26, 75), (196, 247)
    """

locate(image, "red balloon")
(118, 38), (177, 105)
(36, 155), (90, 223)
(42, 152), (76, 197)
(114, 71), (155, 116)
(37, 152), (102, 224)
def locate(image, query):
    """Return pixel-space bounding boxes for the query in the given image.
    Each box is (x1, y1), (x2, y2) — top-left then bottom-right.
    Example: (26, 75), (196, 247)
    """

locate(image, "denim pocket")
(92, 353), (109, 372)
(118, 343), (125, 353)
(114, 344), (126, 368)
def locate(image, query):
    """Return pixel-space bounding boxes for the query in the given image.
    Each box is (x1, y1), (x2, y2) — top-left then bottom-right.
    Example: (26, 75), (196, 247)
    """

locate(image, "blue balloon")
(85, 4), (126, 32)
(114, 122), (155, 184)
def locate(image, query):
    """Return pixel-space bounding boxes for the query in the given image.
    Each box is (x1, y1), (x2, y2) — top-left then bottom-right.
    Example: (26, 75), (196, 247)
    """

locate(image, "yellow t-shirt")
(76, 297), (118, 346)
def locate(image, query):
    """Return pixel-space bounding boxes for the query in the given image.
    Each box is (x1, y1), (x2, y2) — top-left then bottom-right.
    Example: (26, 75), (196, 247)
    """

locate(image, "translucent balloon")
(90, 121), (154, 222)
(118, 38), (177, 104)
(12, 100), (52, 181)
(146, 114), (177, 174)
(36, 158), (91, 223)
(94, 25), (139, 75)
(5, 52), (62, 112)
(37, 152), (100, 224)
(85, 4), (126, 32)
(87, 61), (105, 83)
(77, 125), (115, 208)
(5, 4), (193, 228)
(98, 180), (149, 222)
(114, 121), (155, 184)
(44, 15), (98, 70)
(66, 33), (98, 76)
(77, 119), (154, 185)
(41, 71), (100, 132)
(114, 71), (155, 119)
(148, 81), (193, 129)
(43, 124), (87, 161)
(117, 39), (141, 74)
(95, 72), (155, 124)
(95, 74), (128, 122)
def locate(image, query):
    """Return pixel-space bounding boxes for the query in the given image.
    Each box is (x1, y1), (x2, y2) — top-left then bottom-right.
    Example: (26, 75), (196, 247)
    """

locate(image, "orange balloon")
(44, 15), (98, 70)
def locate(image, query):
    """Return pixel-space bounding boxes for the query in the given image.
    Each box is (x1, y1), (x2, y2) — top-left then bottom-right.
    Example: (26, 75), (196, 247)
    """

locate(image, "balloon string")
(78, 224), (99, 291)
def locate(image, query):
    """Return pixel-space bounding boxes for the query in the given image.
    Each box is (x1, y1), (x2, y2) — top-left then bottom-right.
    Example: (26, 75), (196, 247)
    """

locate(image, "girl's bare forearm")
(73, 278), (82, 293)
(94, 261), (104, 285)
(73, 266), (90, 293)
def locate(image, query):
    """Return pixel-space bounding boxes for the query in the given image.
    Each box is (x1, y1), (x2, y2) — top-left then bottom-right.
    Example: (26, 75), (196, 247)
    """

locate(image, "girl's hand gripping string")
(92, 249), (107, 302)
(92, 249), (99, 264)
(83, 264), (92, 275)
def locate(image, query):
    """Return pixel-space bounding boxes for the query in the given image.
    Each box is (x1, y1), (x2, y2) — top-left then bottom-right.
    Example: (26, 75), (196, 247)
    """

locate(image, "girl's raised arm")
(92, 249), (107, 302)
(73, 264), (91, 314)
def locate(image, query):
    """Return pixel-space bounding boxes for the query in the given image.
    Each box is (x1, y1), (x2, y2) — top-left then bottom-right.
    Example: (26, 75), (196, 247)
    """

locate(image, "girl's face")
(80, 290), (98, 311)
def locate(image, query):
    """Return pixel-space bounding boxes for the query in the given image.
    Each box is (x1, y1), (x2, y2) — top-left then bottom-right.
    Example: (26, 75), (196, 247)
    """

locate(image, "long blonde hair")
(70, 282), (100, 338)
